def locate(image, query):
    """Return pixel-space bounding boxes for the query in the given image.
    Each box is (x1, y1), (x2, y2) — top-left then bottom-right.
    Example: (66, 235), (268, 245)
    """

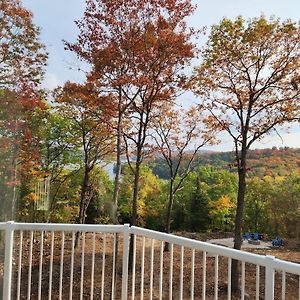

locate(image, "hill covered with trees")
(150, 147), (300, 179)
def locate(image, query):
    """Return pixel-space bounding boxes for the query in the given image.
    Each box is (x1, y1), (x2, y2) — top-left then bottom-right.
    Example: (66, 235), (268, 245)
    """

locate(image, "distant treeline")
(149, 147), (300, 179)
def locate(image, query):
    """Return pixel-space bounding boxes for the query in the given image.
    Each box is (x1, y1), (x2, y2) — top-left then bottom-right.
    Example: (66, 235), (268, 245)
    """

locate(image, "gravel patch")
(206, 237), (272, 249)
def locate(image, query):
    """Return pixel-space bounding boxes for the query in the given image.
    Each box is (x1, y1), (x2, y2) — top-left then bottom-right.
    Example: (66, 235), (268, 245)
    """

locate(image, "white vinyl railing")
(0, 221), (300, 299)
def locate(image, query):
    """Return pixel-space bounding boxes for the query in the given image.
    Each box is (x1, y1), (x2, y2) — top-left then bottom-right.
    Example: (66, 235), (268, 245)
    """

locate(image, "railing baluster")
(121, 225), (130, 300)
(3, 221), (14, 300)
(159, 241), (164, 300)
(59, 231), (65, 300)
(227, 257), (232, 300)
(214, 255), (219, 300)
(49, 231), (54, 300)
(281, 271), (286, 300)
(191, 249), (195, 300)
(241, 261), (245, 300)
(202, 251), (206, 300)
(179, 246), (184, 300)
(169, 243), (173, 300)
(299, 275), (300, 300)
(150, 239), (155, 300)
(101, 233), (106, 300)
(38, 231), (44, 300)
(17, 230), (23, 300)
(80, 232), (85, 300)
(90, 232), (96, 300)
(140, 236), (145, 300)
(69, 232), (75, 300)
(132, 234), (136, 300)
(265, 255), (275, 299)
(27, 230), (34, 300)
(256, 265), (260, 300)
(111, 233), (116, 300)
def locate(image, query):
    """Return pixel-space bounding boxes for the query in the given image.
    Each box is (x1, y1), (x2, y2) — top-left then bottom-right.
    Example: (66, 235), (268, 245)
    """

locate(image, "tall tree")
(66, 0), (197, 227)
(151, 105), (215, 242)
(55, 82), (114, 229)
(193, 16), (300, 291)
(0, 0), (47, 220)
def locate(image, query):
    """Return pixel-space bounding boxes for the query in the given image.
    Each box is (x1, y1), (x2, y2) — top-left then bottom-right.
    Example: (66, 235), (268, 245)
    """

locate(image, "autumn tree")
(66, 0), (197, 228)
(0, 0), (48, 220)
(0, 86), (49, 220)
(193, 16), (300, 291)
(65, 0), (140, 224)
(0, 0), (47, 89)
(55, 82), (114, 230)
(151, 105), (215, 243)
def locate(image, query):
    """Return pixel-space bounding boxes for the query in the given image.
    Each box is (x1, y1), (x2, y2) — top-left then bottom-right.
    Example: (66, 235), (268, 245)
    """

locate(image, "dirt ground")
(0, 231), (300, 299)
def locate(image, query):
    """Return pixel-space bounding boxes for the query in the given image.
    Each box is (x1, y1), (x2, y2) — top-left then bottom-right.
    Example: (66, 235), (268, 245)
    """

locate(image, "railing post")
(3, 221), (15, 300)
(265, 255), (275, 300)
(121, 224), (130, 300)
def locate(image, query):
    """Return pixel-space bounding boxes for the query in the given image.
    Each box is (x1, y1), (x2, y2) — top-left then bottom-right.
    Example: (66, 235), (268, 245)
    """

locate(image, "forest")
(0, 0), (300, 276)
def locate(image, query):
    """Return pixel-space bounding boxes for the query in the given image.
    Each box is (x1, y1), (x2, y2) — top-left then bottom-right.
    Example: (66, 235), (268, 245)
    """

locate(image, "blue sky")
(22, 0), (300, 151)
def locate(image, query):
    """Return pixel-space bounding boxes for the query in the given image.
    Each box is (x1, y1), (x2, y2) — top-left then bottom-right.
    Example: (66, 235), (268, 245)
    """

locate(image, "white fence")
(0, 221), (300, 299)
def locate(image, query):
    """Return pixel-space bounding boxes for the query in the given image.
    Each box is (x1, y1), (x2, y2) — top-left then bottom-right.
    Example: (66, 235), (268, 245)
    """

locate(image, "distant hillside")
(149, 147), (300, 179)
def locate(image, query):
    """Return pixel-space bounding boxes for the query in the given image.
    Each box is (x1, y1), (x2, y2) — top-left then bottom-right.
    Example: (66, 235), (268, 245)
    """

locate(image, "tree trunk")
(131, 159), (141, 227)
(164, 180), (174, 251)
(129, 153), (142, 270)
(11, 158), (18, 220)
(79, 168), (89, 224)
(255, 203), (259, 232)
(112, 112), (122, 224)
(75, 165), (91, 248)
(111, 97), (123, 291)
(231, 153), (247, 292)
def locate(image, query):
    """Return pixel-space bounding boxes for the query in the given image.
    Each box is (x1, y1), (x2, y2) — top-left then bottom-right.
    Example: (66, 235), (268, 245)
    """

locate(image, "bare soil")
(0, 231), (299, 299)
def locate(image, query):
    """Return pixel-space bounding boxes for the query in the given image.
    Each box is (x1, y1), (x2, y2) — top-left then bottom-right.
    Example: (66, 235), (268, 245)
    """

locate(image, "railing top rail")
(130, 226), (300, 275)
(273, 257), (300, 274)
(130, 226), (266, 265)
(0, 221), (126, 233)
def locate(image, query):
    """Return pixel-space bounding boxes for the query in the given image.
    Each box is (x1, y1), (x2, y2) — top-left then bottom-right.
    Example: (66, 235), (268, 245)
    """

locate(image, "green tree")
(86, 167), (114, 224)
(187, 174), (210, 232)
(174, 167), (237, 232)
(244, 177), (270, 233)
(38, 110), (82, 221)
(266, 174), (300, 239)
(119, 164), (164, 229)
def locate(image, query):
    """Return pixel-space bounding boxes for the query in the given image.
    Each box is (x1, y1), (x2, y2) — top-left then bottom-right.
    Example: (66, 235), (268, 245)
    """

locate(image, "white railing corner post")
(265, 255), (275, 300)
(3, 221), (15, 300)
(121, 224), (130, 300)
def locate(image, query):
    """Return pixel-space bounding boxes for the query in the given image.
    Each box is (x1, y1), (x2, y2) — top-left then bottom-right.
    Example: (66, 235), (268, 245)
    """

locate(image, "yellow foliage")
(24, 192), (37, 203)
(209, 195), (233, 216)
